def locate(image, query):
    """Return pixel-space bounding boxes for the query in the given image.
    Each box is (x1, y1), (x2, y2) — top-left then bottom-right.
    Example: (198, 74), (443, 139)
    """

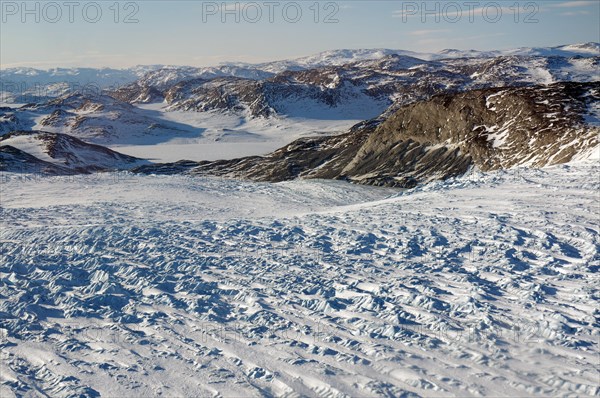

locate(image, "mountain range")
(133, 81), (599, 187)
(1, 43), (599, 185)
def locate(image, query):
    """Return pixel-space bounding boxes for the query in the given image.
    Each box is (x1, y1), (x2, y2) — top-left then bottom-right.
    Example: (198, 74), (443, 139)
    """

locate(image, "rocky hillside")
(3, 47), (598, 147)
(0, 93), (194, 145)
(0, 145), (77, 175)
(0, 131), (146, 174)
(111, 53), (599, 120)
(134, 81), (600, 187)
(2, 45), (599, 181)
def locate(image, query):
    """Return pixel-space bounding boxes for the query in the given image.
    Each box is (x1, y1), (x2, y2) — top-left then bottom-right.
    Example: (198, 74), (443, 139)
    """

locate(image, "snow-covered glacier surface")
(0, 164), (598, 397)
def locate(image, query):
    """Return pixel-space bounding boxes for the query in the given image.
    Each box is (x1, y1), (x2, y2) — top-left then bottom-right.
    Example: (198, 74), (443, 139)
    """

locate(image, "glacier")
(0, 160), (598, 397)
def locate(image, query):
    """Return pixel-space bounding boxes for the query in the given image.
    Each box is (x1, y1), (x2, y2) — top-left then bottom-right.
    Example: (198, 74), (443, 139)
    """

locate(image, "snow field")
(0, 163), (598, 397)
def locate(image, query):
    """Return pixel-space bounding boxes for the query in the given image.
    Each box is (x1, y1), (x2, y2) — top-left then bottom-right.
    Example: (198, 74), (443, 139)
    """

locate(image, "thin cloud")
(551, 1), (597, 8)
(559, 10), (591, 16)
(409, 29), (451, 36)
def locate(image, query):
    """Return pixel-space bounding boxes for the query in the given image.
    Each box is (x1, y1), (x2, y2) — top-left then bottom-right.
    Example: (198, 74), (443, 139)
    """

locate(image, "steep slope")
(339, 81), (600, 183)
(0, 131), (147, 173)
(0, 145), (77, 175)
(133, 82), (599, 187)
(0, 106), (35, 134)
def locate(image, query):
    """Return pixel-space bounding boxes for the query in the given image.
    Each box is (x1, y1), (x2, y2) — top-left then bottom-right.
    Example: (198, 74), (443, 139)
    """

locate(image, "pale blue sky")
(1, 0), (599, 68)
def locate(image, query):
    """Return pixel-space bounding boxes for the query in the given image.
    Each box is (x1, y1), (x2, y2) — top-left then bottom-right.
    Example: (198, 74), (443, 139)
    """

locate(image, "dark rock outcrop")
(0, 145), (77, 175)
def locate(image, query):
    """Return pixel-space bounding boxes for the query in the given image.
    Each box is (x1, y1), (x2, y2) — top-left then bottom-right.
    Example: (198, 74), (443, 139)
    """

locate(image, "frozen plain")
(0, 161), (599, 397)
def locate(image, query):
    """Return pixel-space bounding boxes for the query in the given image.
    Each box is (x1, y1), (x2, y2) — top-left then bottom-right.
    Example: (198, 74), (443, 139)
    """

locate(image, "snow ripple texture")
(0, 164), (598, 397)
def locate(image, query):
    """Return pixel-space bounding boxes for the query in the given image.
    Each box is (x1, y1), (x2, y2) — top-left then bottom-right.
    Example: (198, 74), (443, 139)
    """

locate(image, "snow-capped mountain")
(0, 145), (77, 175)
(134, 82), (600, 187)
(2, 43), (597, 104)
(223, 42), (600, 72)
(1, 43), (599, 178)
(0, 131), (146, 173)
(110, 51), (599, 123)
(0, 66), (159, 103)
(0, 93), (196, 145)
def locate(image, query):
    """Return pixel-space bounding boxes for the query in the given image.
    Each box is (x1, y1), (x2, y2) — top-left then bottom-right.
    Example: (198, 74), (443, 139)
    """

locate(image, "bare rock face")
(164, 78), (275, 118)
(110, 84), (165, 104)
(349, 81), (599, 177)
(133, 82), (599, 188)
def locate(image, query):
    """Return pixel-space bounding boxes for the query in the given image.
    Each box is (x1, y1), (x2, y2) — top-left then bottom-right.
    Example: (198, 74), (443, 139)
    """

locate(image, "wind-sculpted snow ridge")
(0, 163), (598, 397)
